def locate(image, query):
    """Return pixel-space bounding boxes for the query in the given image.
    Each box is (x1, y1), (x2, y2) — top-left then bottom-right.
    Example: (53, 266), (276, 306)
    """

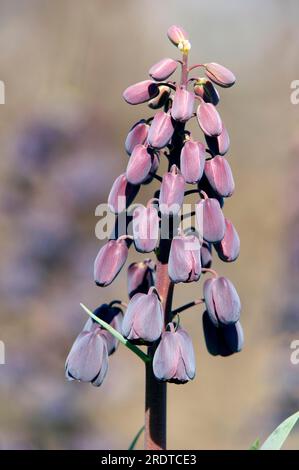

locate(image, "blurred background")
(0, 0), (299, 450)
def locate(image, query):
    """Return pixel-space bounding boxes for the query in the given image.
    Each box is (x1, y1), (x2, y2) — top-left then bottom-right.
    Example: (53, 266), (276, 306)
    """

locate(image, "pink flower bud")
(159, 165), (185, 216)
(148, 111), (174, 149)
(203, 276), (241, 326)
(123, 80), (159, 105)
(122, 287), (163, 344)
(127, 259), (156, 298)
(126, 144), (153, 185)
(205, 125), (230, 156)
(196, 197), (225, 242)
(204, 156), (235, 197)
(197, 102), (222, 137)
(149, 58), (178, 81)
(204, 62), (236, 88)
(148, 86), (171, 109)
(65, 328), (108, 387)
(194, 80), (219, 106)
(202, 311), (243, 356)
(214, 218), (240, 262)
(201, 241), (212, 268)
(180, 140), (205, 183)
(108, 174), (139, 214)
(167, 25), (189, 46)
(153, 324), (195, 384)
(94, 239), (128, 287)
(125, 121), (149, 155)
(171, 88), (195, 122)
(132, 205), (159, 253)
(168, 234), (201, 283)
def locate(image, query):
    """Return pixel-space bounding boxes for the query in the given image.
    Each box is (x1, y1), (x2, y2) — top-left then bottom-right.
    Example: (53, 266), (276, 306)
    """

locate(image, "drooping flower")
(180, 139), (205, 184)
(214, 218), (240, 262)
(126, 144), (153, 185)
(123, 80), (159, 105)
(147, 111), (174, 149)
(197, 102), (222, 137)
(132, 204), (159, 253)
(171, 87), (195, 122)
(196, 197), (225, 242)
(204, 62), (236, 88)
(204, 156), (235, 197)
(159, 164), (185, 216)
(168, 234), (201, 283)
(125, 121), (149, 155)
(108, 173), (139, 214)
(127, 260), (156, 298)
(149, 58), (178, 81)
(203, 276), (241, 326)
(94, 239), (128, 287)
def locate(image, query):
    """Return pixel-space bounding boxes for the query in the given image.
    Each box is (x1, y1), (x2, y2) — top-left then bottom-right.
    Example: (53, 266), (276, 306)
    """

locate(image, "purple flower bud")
(202, 311), (243, 356)
(89, 304), (123, 355)
(203, 276), (241, 326)
(168, 234), (201, 283)
(196, 197), (225, 242)
(204, 156), (235, 197)
(214, 218), (240, 262)
(171, 88), (195, 122)
(159, 165), (185, 216)
(201, 241), (212, 268)
(65, 328), (109, 387)
(127, 259), (156, 298)
(125, 121), (149, 155)
(108, 173), (139, 214)
(148, 86), (171, 109)
(167, 25), (189, 46)
(194, 80), (220, 106)
(180, 140), (205, 183)
(123, 80), (159, 105)
(204, 62), (236, 88)
(148, 111), (174, 149)
(122, 287), (163, 344)
(149, 58), (178, 81)
(153, 324), (195, 384)
(126, 144), (153, 185)
(94, 239), (128, 287)
(197, 102), (222, 137)
(132, 205), (159, 253)
(205, 125), (230, 156)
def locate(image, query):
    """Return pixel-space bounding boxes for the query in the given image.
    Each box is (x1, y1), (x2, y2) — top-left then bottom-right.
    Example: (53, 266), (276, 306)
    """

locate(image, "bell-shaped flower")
(126, 144), (153, 185)
(149, 58), (178, 81)
(204, 62), (236, 88)
(205, 125), (230, 156)
(159, 165), (185, 216)
(132, 204), (159, 253)
(171, 88), (195, 122)
(125, 121), (149, 155)
(196, 197), (225, 242)
(127, 259), (156, 298)
(194, 79), (219, 106)
(123, 80), (159, 105)
(153, 323), (195, 384)
(204, 156), (235, 197)
(203, 276), (241, 326)
(202, 311), (243, 356)
(122, 287), (163, 344)
(108, 173), (139, 214)
(94, 239), (128, 287)
(180, 139), (205, 183)
(168, 234), (201, 283)
(197, 102), (222, 137)
(148, 111), (174, 149)
(214, 218), (240, 262)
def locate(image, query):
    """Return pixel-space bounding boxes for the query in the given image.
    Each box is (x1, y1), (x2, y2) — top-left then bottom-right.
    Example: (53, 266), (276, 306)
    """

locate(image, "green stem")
(80, 303), (151, 364)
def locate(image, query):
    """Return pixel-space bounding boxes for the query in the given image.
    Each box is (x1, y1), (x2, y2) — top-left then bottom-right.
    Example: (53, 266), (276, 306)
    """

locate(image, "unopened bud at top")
(149, 58), (178, 81)
(123, 80), (159, 105)
(167, 25), (189, 48)
(204, 62), (236, 88)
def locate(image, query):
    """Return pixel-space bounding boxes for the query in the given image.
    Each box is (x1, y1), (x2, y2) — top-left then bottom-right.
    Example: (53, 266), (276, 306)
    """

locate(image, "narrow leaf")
(249, 438), (260, 450)
(260, 411), (299, 450)
(128, 425), (145, 450)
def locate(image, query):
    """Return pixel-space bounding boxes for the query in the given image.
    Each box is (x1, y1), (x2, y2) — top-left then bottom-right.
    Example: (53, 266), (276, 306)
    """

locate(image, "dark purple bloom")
(168, 234), (201, 283)
(180, 139), (205, 184)
(122, 287), (163, 344)
(127, 259), (156, 298)
(202, 311), (243, 356)
(132, 205), (159, 253)
(197, 102), (222, 137)
(123, 80), (159, 105)
(203, 276), (241, 326)
(171, 88), (195, 122)
(204, 156), (235, 197)
(159, 164), (185, 216)
(153, 323), (195, 384)
(214, 218), (240, 262)
(196, 197), (225, 243)
(94, 239), (128, 287)
(125, 121), (149, 155)
(204, 62), (236, 88)
(201, 241), (212, 268)
(148, 111), (174, 149)
(149, 58), (178, 81)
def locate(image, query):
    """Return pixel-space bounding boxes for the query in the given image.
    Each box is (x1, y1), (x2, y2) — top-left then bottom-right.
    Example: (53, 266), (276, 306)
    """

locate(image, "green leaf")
(249, 438), (260, 450)
(260, 411), (299, 450)
(128, 425), (145, 450)
(80, 303), (151, 364)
